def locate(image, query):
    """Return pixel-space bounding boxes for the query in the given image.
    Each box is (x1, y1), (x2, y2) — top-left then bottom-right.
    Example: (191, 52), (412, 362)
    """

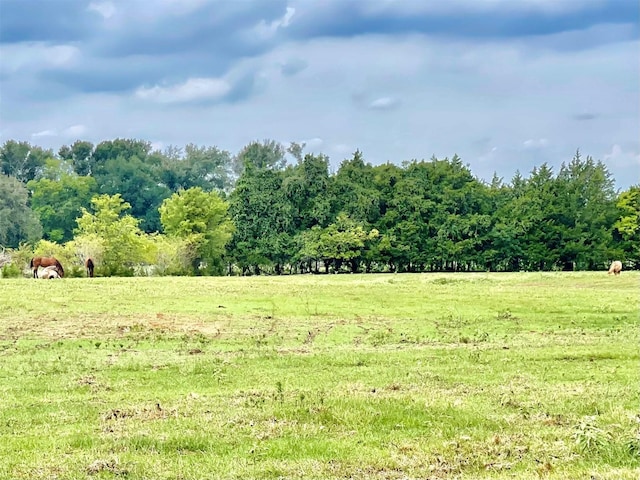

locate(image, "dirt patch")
(86, 458), (128, 476)
(0, 313), (227, 341)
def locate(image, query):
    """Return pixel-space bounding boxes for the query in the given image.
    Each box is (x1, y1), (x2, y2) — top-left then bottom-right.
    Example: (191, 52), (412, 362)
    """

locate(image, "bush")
(0, 263), (21, 278)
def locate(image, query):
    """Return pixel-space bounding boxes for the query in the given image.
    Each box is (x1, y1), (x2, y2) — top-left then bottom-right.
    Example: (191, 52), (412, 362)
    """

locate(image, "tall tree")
(234, 140), (287, 177)
(94, 154), (171, 233)
(282, 153), (332, 232)
(0, 140), (52, 183)
(228, 140), (291, 274)
(58, 140), (94, 176)
(91, 138), (152, 177)
(614, 185), (640, 267)
(27, 161), (98, 242)
(0, 174), (42, 247)
(330, 150), (381, 224)
(554, 151), (617, 270)
(159, 144), (234, 192)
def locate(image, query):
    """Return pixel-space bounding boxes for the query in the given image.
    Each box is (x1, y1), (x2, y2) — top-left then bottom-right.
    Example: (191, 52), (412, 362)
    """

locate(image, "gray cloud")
(1, 0), (638, 189)
(573, 113), (598, 121)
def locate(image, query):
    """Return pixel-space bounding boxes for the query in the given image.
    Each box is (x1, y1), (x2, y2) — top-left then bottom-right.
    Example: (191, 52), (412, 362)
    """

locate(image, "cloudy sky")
(1, 0), (638, 188)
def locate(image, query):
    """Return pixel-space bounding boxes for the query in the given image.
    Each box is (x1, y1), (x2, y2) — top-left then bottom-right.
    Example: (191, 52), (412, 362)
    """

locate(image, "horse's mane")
(54, 258), (64, 277)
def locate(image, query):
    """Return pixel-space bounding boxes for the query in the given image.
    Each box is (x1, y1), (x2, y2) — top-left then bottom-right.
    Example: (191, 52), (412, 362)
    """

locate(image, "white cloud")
(32, 130), (57, 138)
(301, 137), (324, 151)
(87, 1), (116, 19)
(135, 77), (231, 104)
(253, 7), (296, 39)
(368, 97), (400, 110)
(523, 138), (549, 149)
(603, 144), (640, 167)
(0, 43), (79, 74)
(63, 125), (88, 137)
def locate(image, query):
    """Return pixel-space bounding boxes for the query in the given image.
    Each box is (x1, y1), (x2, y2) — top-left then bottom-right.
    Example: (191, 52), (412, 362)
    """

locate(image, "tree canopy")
(1, 139), (636, 275)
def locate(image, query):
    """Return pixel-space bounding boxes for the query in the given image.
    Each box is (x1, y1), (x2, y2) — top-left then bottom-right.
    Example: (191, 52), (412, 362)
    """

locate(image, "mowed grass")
(0, 272), (638, 479)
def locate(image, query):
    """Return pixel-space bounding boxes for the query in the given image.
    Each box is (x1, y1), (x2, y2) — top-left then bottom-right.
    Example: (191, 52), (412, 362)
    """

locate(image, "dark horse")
(85, 258), (95, 278)
(30, 256), (64, 278)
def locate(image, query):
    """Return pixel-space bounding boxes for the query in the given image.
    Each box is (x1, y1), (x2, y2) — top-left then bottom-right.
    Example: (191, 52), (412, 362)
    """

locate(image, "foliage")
(159, 187), (234, 274)
(58, 140), (95, 176)
(317, 214), (379, 273)
(27, 163), (98, 242)
(228, 143), (292, 274)
(614, 185), (640, 267)
(1, 137), (637, 273)
(148, 234), (195, 276)
(0, 263), (21, 278)
(75, 194), (154, 276)
(0, 140), (52, 183)
(0, 174), (43, 248)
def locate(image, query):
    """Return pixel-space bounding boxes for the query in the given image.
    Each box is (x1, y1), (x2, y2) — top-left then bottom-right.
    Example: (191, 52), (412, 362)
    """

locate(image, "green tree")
(159, 187), (234, 275)
(94, 154), (171, 233)
(91, 138), (152, 176)
(228, 141), (292, 274)
(27, 163), (98, 242)
(554, 152), (617, 270)
(0, 174), (42, 247)
(282, 153), (332, 231)
(317, 214), (379, 273)
(234, 140), (287, 176)
(160, 144), (234, 192)
(330, 150), (381, 224)
(75, 194), (152, 275)
(58, 140), (94, 176)
(614, 185), (640, 266)
(0, 140), (52, 183)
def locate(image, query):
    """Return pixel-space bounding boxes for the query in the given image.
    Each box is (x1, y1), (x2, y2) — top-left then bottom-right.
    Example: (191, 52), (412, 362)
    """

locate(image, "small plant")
(275, 380), (285, 404)
(573, 416), (611, 452)
(496, 309), (517, 321)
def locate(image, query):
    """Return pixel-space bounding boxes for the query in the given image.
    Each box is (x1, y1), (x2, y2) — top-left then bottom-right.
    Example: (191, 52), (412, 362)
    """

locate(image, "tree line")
(0, 138), (638, 276)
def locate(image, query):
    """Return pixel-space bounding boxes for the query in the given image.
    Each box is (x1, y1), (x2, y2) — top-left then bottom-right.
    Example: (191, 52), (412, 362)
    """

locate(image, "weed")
(573, 416), (611, 452)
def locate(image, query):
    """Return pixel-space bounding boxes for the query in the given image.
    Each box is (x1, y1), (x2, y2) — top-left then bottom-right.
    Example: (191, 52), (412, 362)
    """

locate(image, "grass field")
(0, 272), (638, 479)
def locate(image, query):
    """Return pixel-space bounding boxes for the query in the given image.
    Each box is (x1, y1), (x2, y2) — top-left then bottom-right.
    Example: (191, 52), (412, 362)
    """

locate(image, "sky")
(0, 0), (638, 189)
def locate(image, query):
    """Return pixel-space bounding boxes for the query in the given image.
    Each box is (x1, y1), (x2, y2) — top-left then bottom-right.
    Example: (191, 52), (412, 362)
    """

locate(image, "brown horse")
(30, 256), (64, 278)
(85, 258), (95, 278)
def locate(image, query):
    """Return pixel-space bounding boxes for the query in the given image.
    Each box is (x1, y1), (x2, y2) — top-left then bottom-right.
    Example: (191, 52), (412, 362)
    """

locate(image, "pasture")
(0, 272), (638, 479)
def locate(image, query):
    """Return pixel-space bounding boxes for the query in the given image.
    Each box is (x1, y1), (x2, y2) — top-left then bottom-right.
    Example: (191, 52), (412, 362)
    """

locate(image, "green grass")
(0, 272), (638, 479)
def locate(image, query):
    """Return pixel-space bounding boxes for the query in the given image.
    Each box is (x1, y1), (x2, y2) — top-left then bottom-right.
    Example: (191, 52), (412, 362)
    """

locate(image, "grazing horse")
(85, 258), (95, 278)
(30, 256), (64, 278)
(608, 260), (622, 276)
(40, 266), (61, 279)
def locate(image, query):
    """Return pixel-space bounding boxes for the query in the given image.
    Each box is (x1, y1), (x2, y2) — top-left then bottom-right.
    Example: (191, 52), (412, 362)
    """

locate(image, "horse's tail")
(29, 257), (34, 268)
(55, 259), (64, 277)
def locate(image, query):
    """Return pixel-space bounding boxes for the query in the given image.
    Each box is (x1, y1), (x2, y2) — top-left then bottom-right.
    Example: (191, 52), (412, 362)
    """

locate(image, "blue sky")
(1, 0), (638, 189)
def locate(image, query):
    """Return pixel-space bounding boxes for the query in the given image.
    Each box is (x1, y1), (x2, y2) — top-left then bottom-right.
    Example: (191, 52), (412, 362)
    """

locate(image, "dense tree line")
(1, 138), (638, 275)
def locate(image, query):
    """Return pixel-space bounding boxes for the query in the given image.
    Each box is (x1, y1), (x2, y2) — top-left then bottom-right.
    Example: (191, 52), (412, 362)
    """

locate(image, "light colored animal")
(607, 260), (622, 275)
(40, 265), (61, 279)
